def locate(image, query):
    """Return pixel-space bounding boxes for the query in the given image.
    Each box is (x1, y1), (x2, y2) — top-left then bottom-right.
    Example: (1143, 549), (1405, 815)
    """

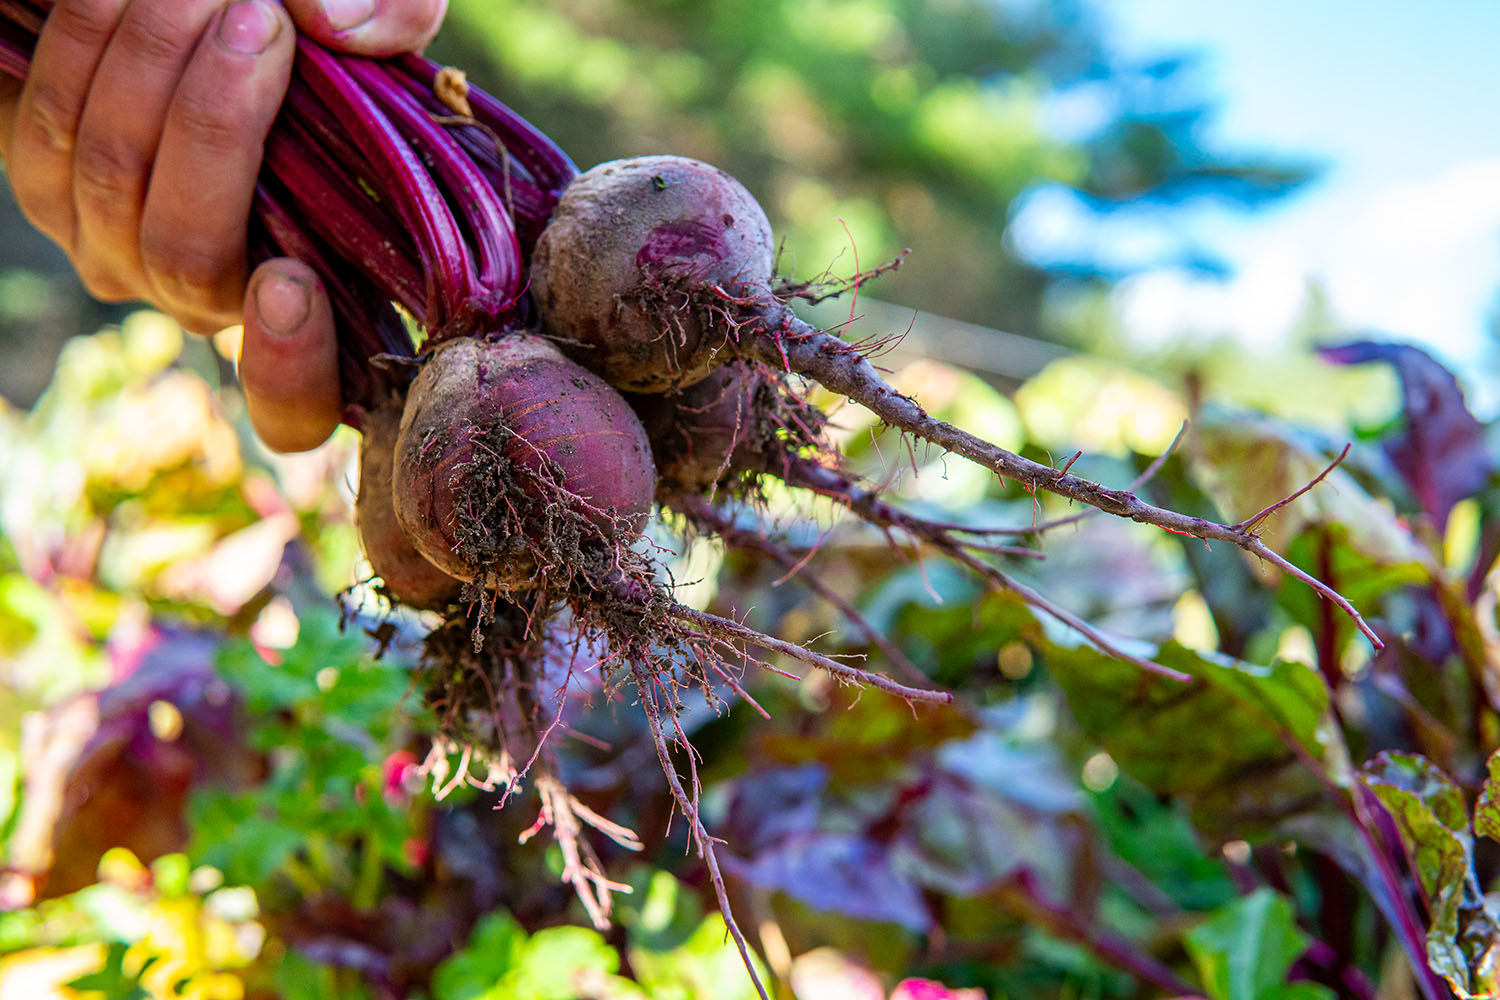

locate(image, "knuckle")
(50, 0), (125, 50)
(24, 77), (81, 153)
(175, 308), (231, 336)
(74, 259), (137, 304)
(72, 134), (141, 201)
(143, 239), (242, 317)
(171, 92), (243, 156)
(410, 0), (448, 46)
(10, 183), (72, 246)
(114, 4), (197, 67)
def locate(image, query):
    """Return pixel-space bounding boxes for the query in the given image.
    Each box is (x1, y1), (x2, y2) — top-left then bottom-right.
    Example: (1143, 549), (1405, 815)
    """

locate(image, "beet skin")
(356, 396), (463, 609)
(392, 335), (657, 590)
(531, 156), (775, 393)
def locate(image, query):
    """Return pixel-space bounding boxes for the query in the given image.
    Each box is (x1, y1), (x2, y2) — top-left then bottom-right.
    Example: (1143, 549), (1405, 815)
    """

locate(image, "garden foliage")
(1, 313), (1497, 999)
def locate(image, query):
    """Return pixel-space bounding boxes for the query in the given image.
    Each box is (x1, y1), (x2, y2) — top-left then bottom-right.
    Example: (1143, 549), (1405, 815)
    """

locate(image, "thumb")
(240, 259), (344, 453)
(283, 0), (448, 58)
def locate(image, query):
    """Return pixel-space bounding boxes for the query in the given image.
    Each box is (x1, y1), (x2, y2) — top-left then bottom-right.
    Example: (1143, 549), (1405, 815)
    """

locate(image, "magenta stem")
(395, 53), (577, 193)
(263, 120), (427, 316)
(294, 40), (476, 328)
(350, 58), (523, 323)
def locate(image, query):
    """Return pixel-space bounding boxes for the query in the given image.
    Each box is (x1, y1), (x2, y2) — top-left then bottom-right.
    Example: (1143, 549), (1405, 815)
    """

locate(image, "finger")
(141, 0), (295, 332)
(7, 0), (129, 262)
(283, 0), (447, 58)
(239, 259), (343, 453)
(70, 0), (224, 309)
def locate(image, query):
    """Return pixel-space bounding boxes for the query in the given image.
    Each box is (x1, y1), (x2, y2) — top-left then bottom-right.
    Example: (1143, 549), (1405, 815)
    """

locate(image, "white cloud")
(1320, 157), (1500, 359)
(1114, 253), (1309, 347)
(1107, 156), (1500, 369)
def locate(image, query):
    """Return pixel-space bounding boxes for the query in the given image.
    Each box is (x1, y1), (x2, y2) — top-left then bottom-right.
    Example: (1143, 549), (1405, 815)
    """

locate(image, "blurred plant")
(2, 295), (1499, 998)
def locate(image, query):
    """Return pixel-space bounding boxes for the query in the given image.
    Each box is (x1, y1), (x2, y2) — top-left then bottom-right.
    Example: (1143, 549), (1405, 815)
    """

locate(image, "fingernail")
(320, 0), (375, 32)
(217, 0), (282, 54)
(254, 273), (312, 337)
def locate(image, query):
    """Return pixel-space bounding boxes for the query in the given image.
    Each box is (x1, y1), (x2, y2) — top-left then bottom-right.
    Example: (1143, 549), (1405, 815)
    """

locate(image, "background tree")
(0, 0), (1309, 406)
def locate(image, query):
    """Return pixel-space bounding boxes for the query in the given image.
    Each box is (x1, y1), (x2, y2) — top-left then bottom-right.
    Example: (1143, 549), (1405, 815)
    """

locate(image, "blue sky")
(1111, 1), (1500, 182)
(1021, 0), (1500, 398)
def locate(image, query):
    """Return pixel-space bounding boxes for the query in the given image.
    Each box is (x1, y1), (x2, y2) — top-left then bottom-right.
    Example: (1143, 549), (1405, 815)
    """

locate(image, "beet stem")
(294, 40), (476, 327)
(752, 313), (1384, 650)
(352, 59), (524, 315)
(396, 53), (579, 193)
(263, 121), (427, 316)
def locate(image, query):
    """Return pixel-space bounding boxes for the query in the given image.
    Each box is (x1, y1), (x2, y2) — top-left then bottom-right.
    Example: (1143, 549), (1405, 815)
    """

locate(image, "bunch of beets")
(0, 8), (1380, 993)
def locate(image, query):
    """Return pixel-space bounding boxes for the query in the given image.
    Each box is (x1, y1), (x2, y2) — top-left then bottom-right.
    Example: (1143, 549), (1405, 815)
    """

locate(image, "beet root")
(392, 335), (657, 591)
(628, 361), (826, 498)
(355, 396), (463, 610)
(531, 156), (775, 393)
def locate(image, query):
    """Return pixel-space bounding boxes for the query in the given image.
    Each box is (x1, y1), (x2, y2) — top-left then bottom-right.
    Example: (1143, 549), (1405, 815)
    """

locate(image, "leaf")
(504, 925), (636, 1000)
(1359, 752), (1500, 998)
(629, 911), (768, 1000)
(1183, 889), (1331, 1000)
(1474, 749), (1500, 844)
(1048, 640), (1344, 840)
(66, 942), (154, 1000)
(893, 763), (1088, 903)
(1191, 412), (1433, 580)
(723, 765), (828, 855)
(1141, 451), (1274, 658)
(1092, 777), (1238, 911)
(728, 833), (932, 932)
(431, 911), (528, 1000)
(1319, 341), (1492, 532)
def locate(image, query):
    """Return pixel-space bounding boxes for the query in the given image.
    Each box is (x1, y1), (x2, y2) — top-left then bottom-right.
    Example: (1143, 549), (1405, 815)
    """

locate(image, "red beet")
(531, 156), (774, 393)
(355, 397), (463, 610)
(392, 335), (657, 590)
(628, 362), (825, 497)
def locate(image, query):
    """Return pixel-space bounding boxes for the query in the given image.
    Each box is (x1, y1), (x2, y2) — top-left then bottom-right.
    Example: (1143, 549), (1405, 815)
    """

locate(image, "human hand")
(0, 0), (448, 451)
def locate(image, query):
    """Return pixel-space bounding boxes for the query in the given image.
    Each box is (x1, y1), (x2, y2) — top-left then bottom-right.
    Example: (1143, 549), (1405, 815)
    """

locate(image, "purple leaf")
(1319, 340), (1491, 531)
(724, 765), (829, 853)
(727, 833), (932, 931)
(12, 625), (258, 899)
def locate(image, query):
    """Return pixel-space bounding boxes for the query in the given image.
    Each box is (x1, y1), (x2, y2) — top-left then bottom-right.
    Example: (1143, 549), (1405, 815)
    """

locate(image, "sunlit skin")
(0, 0), (447, 452)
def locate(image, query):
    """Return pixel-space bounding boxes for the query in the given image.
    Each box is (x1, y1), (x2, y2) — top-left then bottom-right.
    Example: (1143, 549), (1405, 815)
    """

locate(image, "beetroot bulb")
(392, 335), (657, 592)
(355, 396), (463, 610)
(532, 157), (774, 392)
(627, 362), (826, 498)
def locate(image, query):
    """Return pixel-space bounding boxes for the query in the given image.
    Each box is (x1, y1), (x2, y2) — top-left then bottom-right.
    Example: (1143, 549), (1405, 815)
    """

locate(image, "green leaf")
(66, 942), (154, 1000)
(1049, 640), (1344, 839)
(1361, 753), (1469, 899)
(1473, 749), (1500, 845)
(621, 869), (700, 951)
(434, 913), (638, 1000)
(1192, 414), (1432, 572)
(1191, 415), (1432, 642)
(431, 911), (528, 1000)
(503, 925), (626, 1000)
(1183, 889), (1330, 1000)
(1359, 752), (1500, 998)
